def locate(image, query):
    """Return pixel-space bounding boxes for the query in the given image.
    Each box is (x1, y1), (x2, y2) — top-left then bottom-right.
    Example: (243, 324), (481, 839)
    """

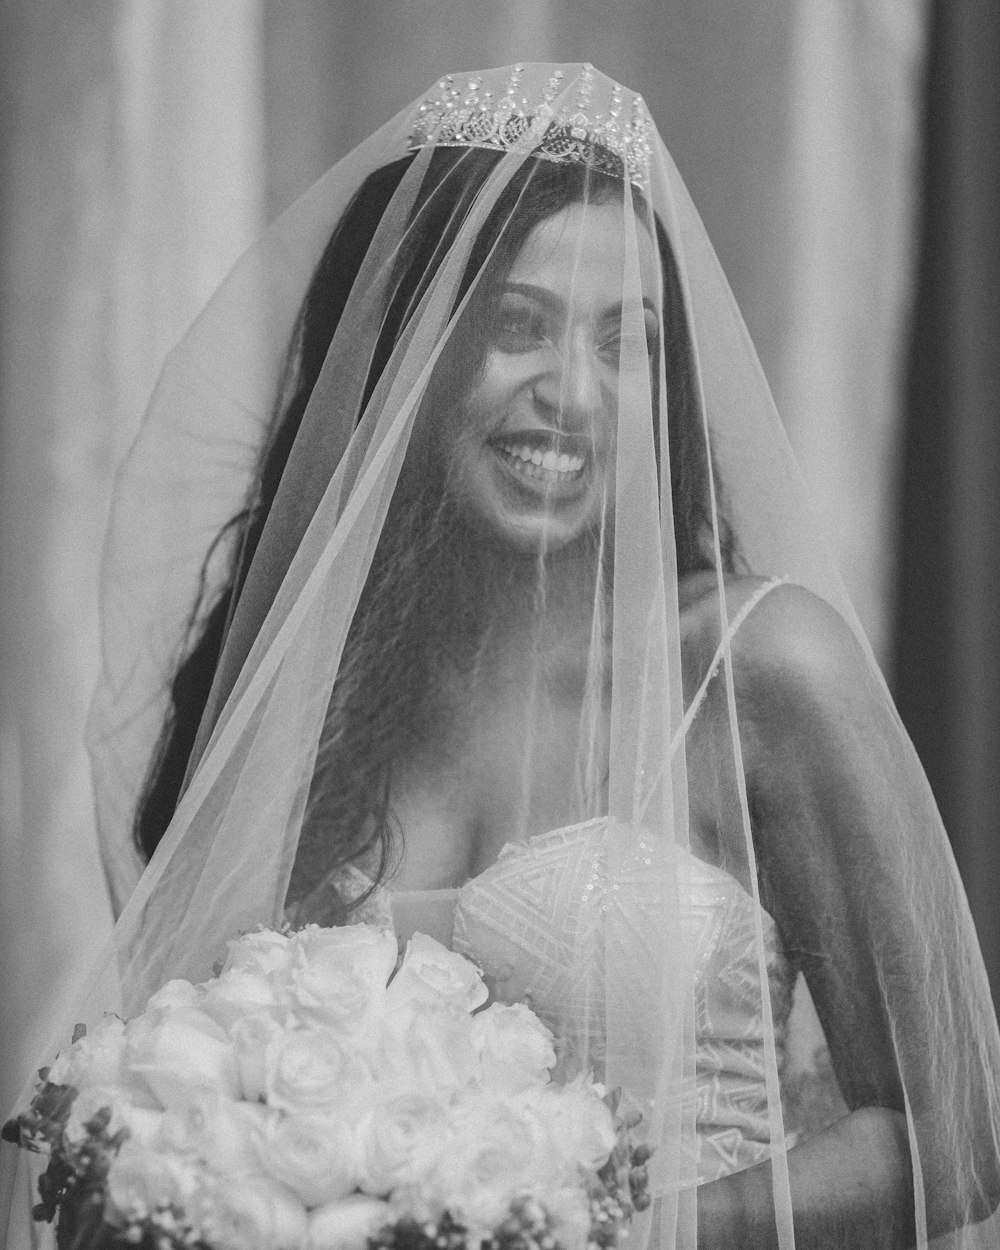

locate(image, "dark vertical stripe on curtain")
(894, 0), (1000, 1002)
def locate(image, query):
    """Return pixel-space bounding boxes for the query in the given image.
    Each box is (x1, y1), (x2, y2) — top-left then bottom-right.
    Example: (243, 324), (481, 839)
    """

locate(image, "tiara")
(408, 65), (652, 192)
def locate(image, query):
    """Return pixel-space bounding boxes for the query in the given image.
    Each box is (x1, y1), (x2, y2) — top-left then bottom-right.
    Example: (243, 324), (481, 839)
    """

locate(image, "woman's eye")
(597, 332), (623, 360)
(495, 305), (549, 352)
(598, 331), (656, 361)
(598, 313), (660, 361)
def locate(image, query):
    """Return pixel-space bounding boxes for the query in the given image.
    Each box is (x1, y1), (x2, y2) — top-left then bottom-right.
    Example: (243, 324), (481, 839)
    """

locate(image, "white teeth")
(496, 441), (586, 482)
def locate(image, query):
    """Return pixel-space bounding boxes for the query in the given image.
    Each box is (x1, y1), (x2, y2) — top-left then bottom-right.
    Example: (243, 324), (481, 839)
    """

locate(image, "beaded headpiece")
(408, 64), (653, 192)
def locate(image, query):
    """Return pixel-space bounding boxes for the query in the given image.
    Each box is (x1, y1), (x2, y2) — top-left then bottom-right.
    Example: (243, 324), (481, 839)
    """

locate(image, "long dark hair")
(135, 145), (733, 907)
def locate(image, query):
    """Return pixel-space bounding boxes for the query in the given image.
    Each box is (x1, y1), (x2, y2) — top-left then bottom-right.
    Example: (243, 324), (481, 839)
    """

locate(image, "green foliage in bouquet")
(3, 1047), (131, 1250)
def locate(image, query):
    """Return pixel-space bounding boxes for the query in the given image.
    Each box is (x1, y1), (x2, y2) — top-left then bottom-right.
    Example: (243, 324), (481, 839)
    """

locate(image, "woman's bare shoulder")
(679, 571), (872, 721)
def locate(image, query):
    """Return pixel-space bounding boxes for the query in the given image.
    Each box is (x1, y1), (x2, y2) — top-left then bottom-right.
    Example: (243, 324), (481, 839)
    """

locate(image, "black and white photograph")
(1, 4), (998, 1248)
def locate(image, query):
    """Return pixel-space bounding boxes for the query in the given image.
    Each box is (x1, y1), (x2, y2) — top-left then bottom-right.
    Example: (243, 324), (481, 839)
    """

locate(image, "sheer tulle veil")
(3, 63), (999, 1249)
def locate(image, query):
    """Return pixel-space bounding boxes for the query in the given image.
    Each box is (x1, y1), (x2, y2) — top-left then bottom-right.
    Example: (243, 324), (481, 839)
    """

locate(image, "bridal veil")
(3, 63), (999, 1249)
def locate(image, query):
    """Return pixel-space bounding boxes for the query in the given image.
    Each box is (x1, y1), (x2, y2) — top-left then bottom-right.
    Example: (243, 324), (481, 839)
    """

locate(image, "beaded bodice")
(377, 818), (796, 1184)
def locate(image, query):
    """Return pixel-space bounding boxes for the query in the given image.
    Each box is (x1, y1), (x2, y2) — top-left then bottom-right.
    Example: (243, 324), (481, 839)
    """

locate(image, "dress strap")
(669, 576), (787, 754)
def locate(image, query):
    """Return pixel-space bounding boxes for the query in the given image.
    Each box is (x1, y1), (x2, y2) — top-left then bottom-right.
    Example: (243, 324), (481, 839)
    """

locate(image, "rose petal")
(307, 1194), (392, 1250)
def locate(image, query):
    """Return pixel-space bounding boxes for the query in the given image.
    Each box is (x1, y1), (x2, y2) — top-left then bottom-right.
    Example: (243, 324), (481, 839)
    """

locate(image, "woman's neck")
(452, 527), (607, 689)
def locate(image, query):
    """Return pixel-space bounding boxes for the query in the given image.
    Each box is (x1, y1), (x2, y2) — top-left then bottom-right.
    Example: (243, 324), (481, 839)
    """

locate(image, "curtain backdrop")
(0, 0), (266, 1114)
(0, 0), (927, 1114)
(894, 0), (1000, 1001)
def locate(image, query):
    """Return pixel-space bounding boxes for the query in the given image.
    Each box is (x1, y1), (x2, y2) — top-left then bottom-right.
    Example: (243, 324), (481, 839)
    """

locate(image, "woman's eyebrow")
(503, 282), (660, 324)
(501, 281), (562, 311)
(599, 297), (661, 328)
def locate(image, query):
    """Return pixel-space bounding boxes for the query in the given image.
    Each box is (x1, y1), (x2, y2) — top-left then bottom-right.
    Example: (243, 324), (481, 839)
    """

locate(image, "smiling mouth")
(491, 432), (589, 484)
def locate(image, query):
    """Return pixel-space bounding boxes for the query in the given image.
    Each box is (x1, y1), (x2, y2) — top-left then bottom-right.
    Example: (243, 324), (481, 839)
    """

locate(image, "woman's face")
(435, 200), (661, 554)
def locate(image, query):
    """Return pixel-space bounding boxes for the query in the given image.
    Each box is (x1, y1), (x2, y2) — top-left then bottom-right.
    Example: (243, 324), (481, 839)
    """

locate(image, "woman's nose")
(532, 331), (607, 432)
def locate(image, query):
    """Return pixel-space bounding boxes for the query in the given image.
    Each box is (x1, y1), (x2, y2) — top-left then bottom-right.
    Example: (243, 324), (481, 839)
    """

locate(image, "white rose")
(193, 1173), (308, 1250)
(222, 927), (294, 977)
(307, 1194), (393, 1250)
(386, 934), (487, 1014)
(265, 1027), (374, 1122)
(285, 944), (391, 1037)
(291, 924), (397, 990)
(371, 999), (477, 1099)
(231, 1014), (284, 1101)
(62, 1085), (129, 1146)
(117, 1102), (166, 1149)
(145, 979), (202, 1013)
(424, 1097), (540, 1229)
(356, 1094), (451, 1195)
(61, 1084), (164, 1152)
(517, 1082), (616, 1174)
(45, 1048), (75, 1088)
(126, 1006), (239, 1109)
(253, 1111), (358, 1207)
(544, 1186), (592, 1250)
(48, 1014), (127, 1090)
(106, 1139), (200, 1223)
(160, 1089), (268, 1177)
(202, 966), (283, 1031)
(471, 1003), (556, 1093)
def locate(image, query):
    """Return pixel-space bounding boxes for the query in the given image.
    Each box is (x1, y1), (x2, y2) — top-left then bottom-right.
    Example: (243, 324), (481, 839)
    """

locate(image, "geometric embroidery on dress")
(451, 818), (795, 1181)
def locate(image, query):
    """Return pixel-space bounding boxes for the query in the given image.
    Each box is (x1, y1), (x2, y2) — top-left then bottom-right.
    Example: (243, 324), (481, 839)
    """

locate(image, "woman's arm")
(691, 581), (1000, 1247)
(697, 1104), (913, 1248)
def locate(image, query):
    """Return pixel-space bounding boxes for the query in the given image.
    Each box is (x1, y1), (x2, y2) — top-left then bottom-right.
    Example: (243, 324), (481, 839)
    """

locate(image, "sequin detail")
(409, 64), (653, 191)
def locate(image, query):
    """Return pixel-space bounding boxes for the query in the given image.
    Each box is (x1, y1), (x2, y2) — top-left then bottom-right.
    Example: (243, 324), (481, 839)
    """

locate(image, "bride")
(14, 63), (1000, 1249)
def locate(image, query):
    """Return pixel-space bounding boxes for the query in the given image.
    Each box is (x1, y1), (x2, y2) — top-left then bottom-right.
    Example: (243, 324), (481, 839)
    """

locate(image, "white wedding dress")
(307, 585), (799, 1186)
(394, 823), (795, 1186)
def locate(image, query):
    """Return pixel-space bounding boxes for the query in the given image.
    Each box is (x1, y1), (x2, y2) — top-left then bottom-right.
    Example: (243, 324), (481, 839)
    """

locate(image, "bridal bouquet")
(4, 924), (651, 1250)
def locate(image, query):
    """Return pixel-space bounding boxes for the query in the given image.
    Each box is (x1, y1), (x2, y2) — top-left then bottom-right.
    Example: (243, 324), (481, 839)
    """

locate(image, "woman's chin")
(454, 459), (606, 556)
(463, 499), (599, 557)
